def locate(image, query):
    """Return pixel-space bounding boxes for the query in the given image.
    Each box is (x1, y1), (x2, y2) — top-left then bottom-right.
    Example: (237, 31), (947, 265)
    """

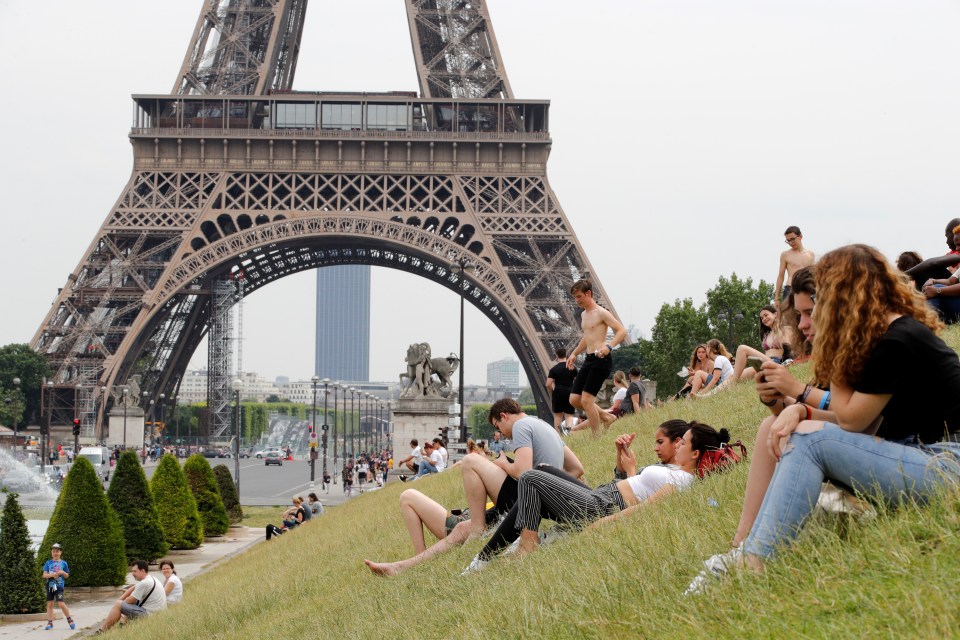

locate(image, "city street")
(139, 453), (373, 507)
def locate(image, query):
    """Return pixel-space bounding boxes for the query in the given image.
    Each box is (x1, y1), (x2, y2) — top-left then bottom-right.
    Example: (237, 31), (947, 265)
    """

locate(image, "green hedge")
(212, 465), (243, 525)
(184, 455), (229, 537)
(151, 454), (203, 549)
(39, 457), (127, 586)
(0, 493), (45, 614)
(107, 451), (169, 562)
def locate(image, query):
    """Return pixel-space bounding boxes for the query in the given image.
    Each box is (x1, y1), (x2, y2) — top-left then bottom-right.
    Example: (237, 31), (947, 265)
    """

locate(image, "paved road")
(139, 453), (386, 507)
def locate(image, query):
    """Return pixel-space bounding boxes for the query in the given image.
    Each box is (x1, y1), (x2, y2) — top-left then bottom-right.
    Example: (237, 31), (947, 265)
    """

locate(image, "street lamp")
(122, 386), (129, 450)
(147, 399), (155, 447)
(321, 378), (330, 487)
(74, 383), (82, 454)
(450, 259), (475, 443)
(716, 309), (745, 350)
(387, 400), (393, 453)
(159, 393), (166, 445)
(310, 375), (319, 486)
(11, 377), (21, 448)
(333, 382), (343, 483)
(351, 387), (359, 460)
(42, 380), (53, 474)
(174, 395), (181, 449)
(231, 378), (243, 495)
(98, 385), (107, 444)
(363, 393), (376, 455)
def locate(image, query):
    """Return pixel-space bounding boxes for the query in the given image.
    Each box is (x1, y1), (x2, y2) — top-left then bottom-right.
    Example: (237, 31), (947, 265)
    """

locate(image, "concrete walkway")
(0, 527), (262, 639)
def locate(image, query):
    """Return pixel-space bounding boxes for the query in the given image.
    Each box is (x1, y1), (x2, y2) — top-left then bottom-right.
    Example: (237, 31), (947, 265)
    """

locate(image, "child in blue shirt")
(41, 543), (76, 630)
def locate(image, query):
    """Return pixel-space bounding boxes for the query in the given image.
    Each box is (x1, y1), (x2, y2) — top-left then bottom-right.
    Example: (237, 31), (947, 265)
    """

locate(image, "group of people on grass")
(362, 231), (960, 594)
(41, 542), (183, 633)
(265, 493), (324, 540)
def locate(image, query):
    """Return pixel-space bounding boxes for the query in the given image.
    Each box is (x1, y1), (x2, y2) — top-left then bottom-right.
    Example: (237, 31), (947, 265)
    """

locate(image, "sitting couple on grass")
(687, 246), (960, 592)
(365, 397), (585, 576)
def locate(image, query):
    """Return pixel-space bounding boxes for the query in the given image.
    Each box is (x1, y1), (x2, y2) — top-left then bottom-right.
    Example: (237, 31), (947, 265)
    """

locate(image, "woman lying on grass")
(689, 244), (960, 590)
(364, 422), (688, 577)
(512, 421), (730, 557)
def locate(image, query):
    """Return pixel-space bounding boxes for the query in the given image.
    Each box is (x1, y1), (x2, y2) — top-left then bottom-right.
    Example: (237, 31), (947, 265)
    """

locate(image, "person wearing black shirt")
(740, 244), (960, 566)
(546, 348), (578, 433)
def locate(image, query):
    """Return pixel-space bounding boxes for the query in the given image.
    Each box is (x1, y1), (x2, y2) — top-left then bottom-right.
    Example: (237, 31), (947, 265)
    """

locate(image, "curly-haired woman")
(691, 244), (960, 589)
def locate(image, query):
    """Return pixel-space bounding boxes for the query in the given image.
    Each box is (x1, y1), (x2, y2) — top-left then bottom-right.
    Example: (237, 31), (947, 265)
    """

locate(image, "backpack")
(696, 440), (747, 478)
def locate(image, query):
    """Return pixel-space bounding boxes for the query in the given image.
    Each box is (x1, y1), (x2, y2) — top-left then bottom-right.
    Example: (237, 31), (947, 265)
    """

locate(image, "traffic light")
(72, 418), (81, 436)
(439, 426), (449, 443)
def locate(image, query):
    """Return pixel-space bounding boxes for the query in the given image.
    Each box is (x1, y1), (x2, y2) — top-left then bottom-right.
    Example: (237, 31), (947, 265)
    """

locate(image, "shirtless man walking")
(566, 279), (627, 436)
(775, 226), (815, 301)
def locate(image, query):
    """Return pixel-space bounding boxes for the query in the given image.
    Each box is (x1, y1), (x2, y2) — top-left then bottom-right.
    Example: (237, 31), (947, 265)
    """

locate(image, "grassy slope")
(122, 327), (960, 640)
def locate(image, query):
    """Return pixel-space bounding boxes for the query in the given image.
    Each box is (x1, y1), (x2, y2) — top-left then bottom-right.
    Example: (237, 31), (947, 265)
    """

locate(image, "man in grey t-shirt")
(459, 398), (584, 539)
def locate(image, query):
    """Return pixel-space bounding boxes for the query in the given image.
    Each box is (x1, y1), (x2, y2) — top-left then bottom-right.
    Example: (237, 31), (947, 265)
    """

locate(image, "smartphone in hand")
(747, 356), (765, 371)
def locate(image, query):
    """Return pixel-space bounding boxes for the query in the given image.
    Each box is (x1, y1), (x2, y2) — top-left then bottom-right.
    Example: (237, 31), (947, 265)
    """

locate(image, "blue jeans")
(927, 284), (960, 323)
(414, 460), (438, 478)
(744, 423), (960, 559)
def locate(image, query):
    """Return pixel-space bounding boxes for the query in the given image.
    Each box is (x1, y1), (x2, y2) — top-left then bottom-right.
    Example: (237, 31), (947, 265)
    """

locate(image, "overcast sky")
(1, 0), (958, 388)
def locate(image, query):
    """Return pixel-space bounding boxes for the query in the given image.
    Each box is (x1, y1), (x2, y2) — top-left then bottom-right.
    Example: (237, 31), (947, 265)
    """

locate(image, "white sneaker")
(502, 538), (522, 556)
(684, 546), (742, 596)
(460, 555), (489, 576)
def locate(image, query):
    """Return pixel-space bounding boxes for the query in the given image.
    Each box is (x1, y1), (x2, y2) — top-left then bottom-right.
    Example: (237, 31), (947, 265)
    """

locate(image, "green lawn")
(106, 326), (960, 639)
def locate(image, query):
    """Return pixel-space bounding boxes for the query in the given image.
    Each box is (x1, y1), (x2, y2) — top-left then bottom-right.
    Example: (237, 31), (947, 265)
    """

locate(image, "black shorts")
(494, 475), (519, 515)
(46, 585), (64, 602)
(551, 388), (575, 414)
(571, 354), (612, 397)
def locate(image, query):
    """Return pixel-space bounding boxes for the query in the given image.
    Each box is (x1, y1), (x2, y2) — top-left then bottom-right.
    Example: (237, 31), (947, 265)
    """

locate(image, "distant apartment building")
(486, 358), (520, 390)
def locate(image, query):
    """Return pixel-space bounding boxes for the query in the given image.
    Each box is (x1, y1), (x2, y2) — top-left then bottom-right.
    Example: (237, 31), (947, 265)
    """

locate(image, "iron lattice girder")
(406, 0), (513, 99)
(175, 0), (307, 96)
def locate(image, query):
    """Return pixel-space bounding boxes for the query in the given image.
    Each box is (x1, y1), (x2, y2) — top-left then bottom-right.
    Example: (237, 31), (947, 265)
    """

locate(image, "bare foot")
(363, 559), (399, 577)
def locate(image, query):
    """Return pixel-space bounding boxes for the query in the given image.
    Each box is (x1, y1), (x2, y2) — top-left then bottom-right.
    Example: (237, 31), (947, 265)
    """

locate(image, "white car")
(254, 447), (282, 459)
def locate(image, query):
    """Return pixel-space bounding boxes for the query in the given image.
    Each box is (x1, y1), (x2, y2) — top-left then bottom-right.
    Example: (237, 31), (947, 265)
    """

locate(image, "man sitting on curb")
(97, 559), (166, 634)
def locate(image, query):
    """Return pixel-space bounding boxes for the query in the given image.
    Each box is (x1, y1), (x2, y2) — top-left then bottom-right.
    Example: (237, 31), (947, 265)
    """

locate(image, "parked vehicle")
(264, 451), (283, 466)
(202, 448), (232, 459)
(254, 447), (281, 459)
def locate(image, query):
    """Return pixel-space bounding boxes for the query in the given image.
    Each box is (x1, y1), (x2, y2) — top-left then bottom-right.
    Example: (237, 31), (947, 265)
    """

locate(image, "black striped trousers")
(515, 469), (626, 533)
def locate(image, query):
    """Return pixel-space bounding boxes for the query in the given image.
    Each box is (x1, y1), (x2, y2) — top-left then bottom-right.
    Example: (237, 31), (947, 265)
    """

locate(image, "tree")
(705, 274), (776, 351)
(213, 464), (243, 524)
(106, 451), (169, 562)
(184, 455), (229, 537)
(0, 343), (52, 427)
(151, 454), (203, 549)
(0, 493), (45, 614)
(611, 342), (646, 374)
(640, 298), (712, 398)
(517, 387), (534, 405)
(39, 457), (127, 586)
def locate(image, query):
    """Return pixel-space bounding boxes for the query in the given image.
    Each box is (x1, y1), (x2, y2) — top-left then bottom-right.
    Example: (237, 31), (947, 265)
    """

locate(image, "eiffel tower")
(32, 0), (622, 438)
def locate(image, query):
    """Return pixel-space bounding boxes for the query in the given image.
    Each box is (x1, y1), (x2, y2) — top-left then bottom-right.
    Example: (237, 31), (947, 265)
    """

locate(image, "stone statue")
(110, 374), (142, 409)
(399, 342), (460, 399)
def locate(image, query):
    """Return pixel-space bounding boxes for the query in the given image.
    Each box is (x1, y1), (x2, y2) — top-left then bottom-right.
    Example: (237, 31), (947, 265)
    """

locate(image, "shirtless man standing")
(566, 279), (628, 436)
(775, 226), (815, 301)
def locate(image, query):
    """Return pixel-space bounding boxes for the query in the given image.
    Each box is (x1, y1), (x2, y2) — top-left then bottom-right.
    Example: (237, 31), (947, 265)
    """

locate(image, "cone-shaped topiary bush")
(184, 454), (229, 537)
(39, 457), (126, 586)
(0, 493), (45, 614)
(151, 454), (203, 549)
(107, 451), (169, 562)
(212, 464), (243, 525)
